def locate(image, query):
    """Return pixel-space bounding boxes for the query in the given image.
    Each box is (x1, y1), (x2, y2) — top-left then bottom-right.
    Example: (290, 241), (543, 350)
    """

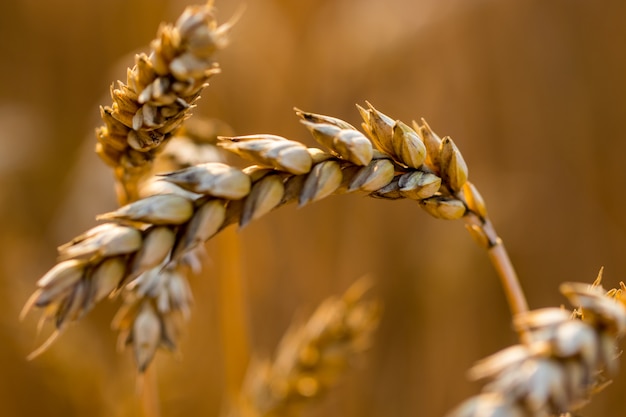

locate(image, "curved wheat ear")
(96, 0), (234, 204)
(22, 104), (504, 370)
(446, 273), (626, 417)
(225, 278), (380, 417)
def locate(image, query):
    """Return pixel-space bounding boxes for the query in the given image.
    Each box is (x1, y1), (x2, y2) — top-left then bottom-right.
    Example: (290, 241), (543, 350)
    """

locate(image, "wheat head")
(95, 0), (232, 204)
(446, 273), (626, 417)
(22, 101), (482, 372)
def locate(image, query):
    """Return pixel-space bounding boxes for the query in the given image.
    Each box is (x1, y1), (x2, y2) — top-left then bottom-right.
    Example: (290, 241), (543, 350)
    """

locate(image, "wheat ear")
(225, 278), (380, 417)
(22, 104), (525, 370)
(96, 0), (233, 204)
(446, 272), (626, 417)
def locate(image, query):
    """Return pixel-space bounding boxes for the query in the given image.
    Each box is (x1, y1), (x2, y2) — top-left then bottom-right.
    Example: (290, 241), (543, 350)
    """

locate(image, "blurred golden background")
(1, 0), (626, 416)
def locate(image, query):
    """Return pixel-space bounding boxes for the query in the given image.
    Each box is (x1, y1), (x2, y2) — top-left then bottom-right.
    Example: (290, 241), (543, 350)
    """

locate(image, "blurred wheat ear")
(226, 278), (381, 417)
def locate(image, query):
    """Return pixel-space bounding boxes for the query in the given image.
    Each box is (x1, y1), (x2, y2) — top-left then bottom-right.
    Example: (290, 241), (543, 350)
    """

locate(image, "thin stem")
(487, 242), (529, 317)
(215, 227), (250, 398)
(464, 213), (531, 343)
(139, 366), (161, 417)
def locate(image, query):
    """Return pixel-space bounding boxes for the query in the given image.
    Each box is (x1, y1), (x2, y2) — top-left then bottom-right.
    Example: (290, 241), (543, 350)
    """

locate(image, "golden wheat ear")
(96, 2), (232, 205)
(25, 102), (524, 371)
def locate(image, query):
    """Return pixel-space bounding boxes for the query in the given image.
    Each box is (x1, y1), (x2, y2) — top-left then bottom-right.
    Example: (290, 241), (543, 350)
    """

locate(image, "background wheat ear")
(226, 278), (381, 417)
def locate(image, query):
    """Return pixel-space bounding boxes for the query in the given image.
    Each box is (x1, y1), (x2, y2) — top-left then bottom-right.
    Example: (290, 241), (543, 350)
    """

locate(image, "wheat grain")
(157, 162), (252, 199)
(357, 101), (426, 169)
(217, 135), (312, 175)
(445, 273), (626, 417)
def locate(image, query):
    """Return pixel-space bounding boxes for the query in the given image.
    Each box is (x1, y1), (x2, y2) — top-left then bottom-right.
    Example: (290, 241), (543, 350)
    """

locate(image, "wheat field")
(1, 0), (626, 416)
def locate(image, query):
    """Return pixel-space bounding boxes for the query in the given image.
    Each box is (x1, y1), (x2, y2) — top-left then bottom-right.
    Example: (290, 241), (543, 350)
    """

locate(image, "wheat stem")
(139, 366), (162, 417)
(464, 213), (530, 343)
(216, 227), (251, 398)
(487, 242), (528, 315)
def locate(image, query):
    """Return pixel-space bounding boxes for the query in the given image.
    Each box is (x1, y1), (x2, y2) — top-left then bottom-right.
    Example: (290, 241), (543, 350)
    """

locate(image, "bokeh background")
(1, 0), (626, 416)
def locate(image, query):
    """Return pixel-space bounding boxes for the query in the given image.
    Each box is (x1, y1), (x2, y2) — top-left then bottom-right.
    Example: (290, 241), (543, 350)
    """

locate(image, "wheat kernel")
(97, 194), (194, 225)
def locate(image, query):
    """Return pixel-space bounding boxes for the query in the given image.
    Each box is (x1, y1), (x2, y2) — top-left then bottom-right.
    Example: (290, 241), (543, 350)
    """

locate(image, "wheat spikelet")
(445, 273), (626, 417)
(112, 262), (194, 372)
(96, 1), (233, 204)
(225, 278), (381, 417)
